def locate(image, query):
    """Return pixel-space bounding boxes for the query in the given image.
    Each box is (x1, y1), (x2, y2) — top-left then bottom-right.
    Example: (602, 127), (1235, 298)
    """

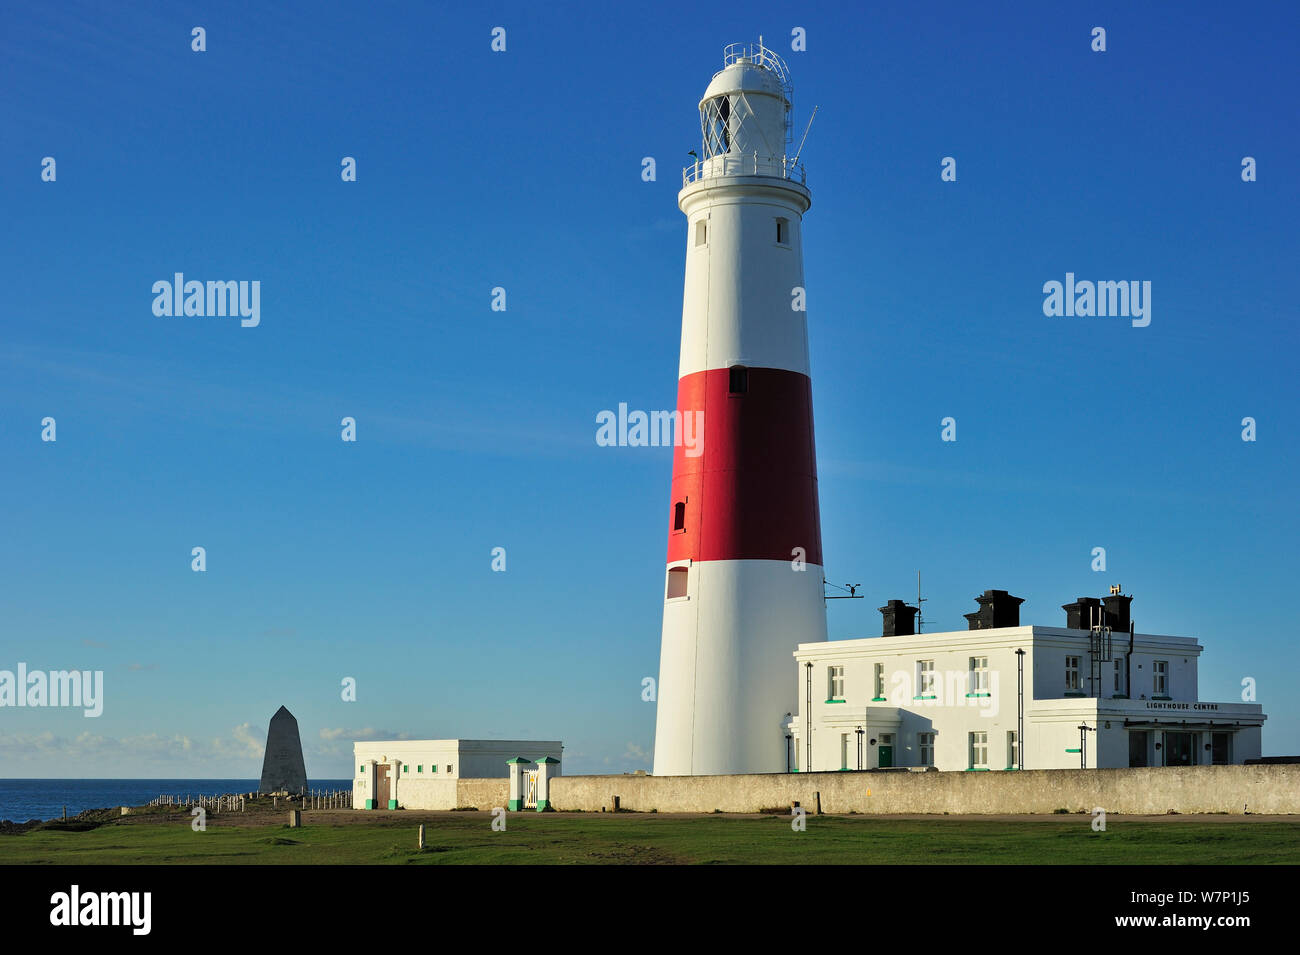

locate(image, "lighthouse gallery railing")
(682, 154), (807, 188)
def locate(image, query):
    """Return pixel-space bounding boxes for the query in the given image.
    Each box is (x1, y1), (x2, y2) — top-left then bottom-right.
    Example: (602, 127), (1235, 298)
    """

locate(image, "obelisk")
(259, 705), (308, 793)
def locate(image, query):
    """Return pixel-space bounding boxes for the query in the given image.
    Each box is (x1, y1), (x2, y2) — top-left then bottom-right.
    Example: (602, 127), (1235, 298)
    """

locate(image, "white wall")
(1031, 628), (1201, 702)
(351, 739), (563, 809)
(456, 741), (563, 779)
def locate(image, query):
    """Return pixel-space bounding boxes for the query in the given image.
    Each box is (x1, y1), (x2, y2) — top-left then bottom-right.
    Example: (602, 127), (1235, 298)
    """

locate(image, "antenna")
(916, 571), (928, 634)
(792, 105), (819, 167)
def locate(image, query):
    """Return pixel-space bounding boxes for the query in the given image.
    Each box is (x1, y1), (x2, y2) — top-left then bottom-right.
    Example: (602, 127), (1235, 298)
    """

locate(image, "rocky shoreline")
(2, 790), (352, 835)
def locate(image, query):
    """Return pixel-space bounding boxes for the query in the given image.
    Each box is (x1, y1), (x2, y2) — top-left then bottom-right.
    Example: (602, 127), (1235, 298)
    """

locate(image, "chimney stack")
(963, 589), (1024, 630)
(1103, 593), (1133, 633)
(1062, 593), (1132, 631)
(1062, 597), (1104, 630)
(878, 599), (919, 637)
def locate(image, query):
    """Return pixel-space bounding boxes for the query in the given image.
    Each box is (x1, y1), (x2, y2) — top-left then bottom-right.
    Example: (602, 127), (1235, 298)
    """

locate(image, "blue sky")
(1, 1), (1296, 777)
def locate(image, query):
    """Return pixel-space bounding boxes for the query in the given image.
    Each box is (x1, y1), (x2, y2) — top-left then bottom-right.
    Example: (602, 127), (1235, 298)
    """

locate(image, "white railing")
(723, 40), (791, 92)
(682, 154), (806, 188)
(719, 39), (795, 145)
(147, 788), (354, 810)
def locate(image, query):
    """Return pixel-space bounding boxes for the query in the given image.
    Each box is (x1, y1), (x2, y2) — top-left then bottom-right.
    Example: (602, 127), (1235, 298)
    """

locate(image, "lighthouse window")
(776, 218), (789, 245)
(701, 96), (732, 158)
(673, 501), (686, 531)
(694, 220), (707, 247)
(728, 365), (748, 394)
(666, 566), (689, 599)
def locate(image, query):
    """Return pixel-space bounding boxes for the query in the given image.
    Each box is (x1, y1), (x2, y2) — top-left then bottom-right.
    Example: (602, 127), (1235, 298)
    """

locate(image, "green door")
(878, 746), (893, 768)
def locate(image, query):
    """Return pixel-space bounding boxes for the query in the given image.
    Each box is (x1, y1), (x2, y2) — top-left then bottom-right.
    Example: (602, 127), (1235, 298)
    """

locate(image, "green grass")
(2, 814), (1299, 864)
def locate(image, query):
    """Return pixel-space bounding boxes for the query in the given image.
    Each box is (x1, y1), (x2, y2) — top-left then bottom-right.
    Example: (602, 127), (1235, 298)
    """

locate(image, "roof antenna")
(916, 570), (928, 633)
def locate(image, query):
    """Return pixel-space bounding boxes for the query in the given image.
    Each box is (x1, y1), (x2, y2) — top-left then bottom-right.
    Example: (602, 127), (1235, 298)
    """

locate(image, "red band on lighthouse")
(665, 366), (822, 565)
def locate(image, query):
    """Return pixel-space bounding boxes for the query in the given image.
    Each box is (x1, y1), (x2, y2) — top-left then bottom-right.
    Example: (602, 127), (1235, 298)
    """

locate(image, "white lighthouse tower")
(652, 41), (828, 777)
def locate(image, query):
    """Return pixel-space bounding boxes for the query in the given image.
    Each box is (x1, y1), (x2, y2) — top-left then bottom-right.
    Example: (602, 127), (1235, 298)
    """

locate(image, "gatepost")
(507, 757), (530, 811)
(534, 755), (560, 811)
(364, 759), (378, 809)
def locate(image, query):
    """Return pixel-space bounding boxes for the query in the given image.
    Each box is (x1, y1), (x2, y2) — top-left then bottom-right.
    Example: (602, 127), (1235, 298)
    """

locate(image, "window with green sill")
(917, 659), (936, 697)
(970, 655), (989, 694)
(828, 665), (845, 702)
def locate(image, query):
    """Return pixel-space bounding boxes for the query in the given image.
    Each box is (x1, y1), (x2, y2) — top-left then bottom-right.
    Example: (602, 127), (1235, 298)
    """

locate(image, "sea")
(0, 779), (353, 823)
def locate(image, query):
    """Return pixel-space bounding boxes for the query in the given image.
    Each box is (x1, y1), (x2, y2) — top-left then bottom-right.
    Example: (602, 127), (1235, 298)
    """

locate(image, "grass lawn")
(2, 813), (1298, 864)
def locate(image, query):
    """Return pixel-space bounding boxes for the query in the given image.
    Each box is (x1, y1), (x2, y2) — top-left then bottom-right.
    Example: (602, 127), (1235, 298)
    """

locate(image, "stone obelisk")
(259, 705), (308, 793)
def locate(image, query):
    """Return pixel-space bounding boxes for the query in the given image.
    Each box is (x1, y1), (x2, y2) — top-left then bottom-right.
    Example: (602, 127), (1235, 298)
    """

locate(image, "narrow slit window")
(673, 501), (686, 531)
(666, 566), (689, 599)
(776, 218), (788, 244)
(694, 220), (707, 247)
(728, 365), (748, 394)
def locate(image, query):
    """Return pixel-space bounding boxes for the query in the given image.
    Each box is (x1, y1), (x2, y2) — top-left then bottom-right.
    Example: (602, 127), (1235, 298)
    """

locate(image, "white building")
(352, 739), (562, 810)
(791, 590), (1265, 773)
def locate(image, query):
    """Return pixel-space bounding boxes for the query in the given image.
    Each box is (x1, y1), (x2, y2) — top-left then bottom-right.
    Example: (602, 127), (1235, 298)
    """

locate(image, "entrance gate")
(524, 770), (539, 809)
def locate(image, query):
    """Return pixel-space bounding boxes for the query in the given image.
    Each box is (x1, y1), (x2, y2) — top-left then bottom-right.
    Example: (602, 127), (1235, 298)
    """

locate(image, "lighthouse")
(652, 41), (828, 777)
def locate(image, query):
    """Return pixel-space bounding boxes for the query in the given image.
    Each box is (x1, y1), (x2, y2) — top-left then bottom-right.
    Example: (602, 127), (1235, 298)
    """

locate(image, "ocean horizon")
(0, 778), (353, 823)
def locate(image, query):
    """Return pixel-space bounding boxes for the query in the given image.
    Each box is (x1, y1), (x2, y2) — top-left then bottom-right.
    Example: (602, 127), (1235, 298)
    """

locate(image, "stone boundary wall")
(455, 777), (509, 810)
(547, 765), (1299, 815)
(394, 778), (455, 809)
